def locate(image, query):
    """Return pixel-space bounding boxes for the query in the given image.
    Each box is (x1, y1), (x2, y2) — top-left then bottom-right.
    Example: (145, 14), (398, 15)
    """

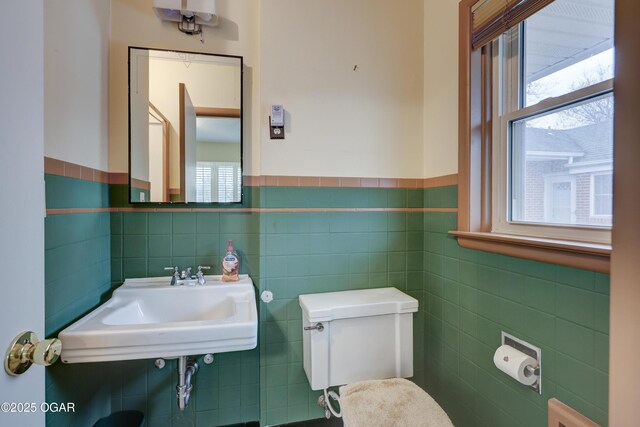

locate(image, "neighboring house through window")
(591, 172), (613, 218)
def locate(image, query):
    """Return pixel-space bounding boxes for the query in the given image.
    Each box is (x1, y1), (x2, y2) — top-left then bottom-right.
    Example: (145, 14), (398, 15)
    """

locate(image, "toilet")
(299, 287), (454, 427)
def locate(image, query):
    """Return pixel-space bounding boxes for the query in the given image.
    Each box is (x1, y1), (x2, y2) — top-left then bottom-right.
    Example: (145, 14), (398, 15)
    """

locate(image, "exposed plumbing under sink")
(176, 356), (199, 411)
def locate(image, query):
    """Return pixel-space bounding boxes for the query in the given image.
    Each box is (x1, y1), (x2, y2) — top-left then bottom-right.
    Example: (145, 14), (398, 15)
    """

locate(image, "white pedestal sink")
(58, 275), (257, 363)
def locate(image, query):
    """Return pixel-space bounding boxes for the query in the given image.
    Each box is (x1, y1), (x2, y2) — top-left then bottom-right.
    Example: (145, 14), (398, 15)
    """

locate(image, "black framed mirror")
(128, 47), (243, 204)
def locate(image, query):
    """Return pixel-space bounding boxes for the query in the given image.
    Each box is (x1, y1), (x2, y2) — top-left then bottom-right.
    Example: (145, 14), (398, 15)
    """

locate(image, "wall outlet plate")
(269, 116), (285, 140)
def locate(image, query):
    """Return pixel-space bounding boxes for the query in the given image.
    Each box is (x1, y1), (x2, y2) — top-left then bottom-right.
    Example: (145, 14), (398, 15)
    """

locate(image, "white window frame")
(590, 172), (614, 218)
(491, 26), (613, 244)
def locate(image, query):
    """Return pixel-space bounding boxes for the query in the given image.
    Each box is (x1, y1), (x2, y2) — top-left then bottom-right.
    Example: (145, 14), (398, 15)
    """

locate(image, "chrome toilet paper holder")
(501, 331), (542, 395)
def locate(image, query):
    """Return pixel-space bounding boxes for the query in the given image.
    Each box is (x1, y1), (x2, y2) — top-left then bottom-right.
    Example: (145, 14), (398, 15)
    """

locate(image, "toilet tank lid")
(299, 287), (418, 322)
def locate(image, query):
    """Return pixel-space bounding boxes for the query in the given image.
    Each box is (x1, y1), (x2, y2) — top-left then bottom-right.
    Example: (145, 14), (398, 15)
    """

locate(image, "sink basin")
(58, 275), (257, 363)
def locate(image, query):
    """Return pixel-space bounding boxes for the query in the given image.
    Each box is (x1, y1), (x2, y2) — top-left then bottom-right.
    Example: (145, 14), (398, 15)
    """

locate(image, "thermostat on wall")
(270, 105), (284, 126)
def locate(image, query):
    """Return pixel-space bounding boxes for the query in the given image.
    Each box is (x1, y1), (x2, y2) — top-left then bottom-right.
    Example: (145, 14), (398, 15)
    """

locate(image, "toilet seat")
(338, 378), (454, 427)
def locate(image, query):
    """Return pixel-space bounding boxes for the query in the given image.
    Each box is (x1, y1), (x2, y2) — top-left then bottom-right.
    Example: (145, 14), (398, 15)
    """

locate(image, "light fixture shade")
(152, 0), (219, 27)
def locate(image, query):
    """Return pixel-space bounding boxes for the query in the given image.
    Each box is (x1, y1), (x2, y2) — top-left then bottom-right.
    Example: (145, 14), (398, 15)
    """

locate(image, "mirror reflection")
(129, 47), (243, 203)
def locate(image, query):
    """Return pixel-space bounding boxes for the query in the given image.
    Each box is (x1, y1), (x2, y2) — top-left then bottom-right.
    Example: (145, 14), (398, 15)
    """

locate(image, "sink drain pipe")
(176, 356), (199, 411)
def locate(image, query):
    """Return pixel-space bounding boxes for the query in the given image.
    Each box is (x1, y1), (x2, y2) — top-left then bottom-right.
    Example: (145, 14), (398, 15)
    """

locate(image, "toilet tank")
(299, 287), (418, 391)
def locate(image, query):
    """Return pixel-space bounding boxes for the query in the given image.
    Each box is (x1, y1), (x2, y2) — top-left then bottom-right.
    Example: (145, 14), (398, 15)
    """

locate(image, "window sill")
(449, 231), (611, 273)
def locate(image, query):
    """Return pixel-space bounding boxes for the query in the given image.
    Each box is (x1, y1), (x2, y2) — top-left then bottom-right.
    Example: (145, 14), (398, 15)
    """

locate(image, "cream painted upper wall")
(260, 0), (424, 178)
(44, 0), (110, 171)
(111, 0), (456, 179)
(109, 0), (260, 175)
(149, 60), (240, 112)
(423, 0), (459, 177)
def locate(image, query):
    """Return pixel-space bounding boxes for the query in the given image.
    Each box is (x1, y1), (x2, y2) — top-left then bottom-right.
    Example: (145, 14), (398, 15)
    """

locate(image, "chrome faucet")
(164, 266), (181, 286)
(166, 266), (210, 286)
(196, 266), (211, 285)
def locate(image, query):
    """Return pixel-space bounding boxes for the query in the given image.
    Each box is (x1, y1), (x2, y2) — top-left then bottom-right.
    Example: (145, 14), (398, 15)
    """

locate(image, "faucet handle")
(196, 266), (211, 285)
(164, 265), (180, 286)
(165, 266), (180, 286)
(165, 266), (180, 278)
(197, 266), (211, 273)
(165, 266), (179, 274)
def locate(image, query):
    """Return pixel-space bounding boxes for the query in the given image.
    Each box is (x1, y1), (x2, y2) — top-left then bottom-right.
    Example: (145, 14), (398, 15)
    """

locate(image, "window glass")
(510, 93), (613, 227)
(593, 173), (613, 217)
(523, 0), (615, 107)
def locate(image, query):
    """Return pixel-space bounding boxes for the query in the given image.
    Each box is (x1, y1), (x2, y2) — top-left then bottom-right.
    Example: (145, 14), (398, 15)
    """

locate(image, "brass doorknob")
(4, 331), (62, 376)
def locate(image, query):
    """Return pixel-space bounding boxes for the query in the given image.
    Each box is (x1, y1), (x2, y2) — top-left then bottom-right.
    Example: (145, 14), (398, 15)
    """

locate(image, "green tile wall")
(108, 351), (259, 426)
(110, 211), (261, 286)
(109, 186), (426, 426)
(45, 174), (112, 427)
(46, 174), (110, 210)
(45, 212), (111, 335)
(111, 210), (261, 426)
(45, 176), (610, 427)
(261, 186), (423, 209)
(258, 209), (425, 425)
(421, 186), (610, 427)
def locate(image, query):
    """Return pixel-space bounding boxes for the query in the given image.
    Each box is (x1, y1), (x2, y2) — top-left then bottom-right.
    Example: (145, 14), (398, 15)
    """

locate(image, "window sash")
(503, 80), (614, 125)
(456, 0), (612, 273)
(491, 34), (613, 244)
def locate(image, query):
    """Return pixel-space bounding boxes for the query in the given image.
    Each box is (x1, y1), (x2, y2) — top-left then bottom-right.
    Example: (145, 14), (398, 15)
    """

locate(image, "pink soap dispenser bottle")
(221, 239), (240, 282)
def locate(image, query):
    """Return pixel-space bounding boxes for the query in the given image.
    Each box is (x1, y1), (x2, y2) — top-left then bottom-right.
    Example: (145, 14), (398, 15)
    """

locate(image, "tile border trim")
(46, 208), (112, 215)
(244, 174), (458, 189)
(45, 157), (458, 189)
(46, 207), (458, 215)
(131, 178), (151, 191)
(45, 157), (110, 184)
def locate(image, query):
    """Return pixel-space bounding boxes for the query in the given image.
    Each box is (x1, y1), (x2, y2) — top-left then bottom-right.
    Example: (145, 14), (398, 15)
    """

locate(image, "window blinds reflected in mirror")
(195, 162), (242, 203)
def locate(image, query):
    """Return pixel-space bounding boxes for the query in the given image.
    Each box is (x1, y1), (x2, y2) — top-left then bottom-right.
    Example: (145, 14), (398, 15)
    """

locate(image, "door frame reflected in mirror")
(192, 107), (242, 204)
(148, 102), (170, 202)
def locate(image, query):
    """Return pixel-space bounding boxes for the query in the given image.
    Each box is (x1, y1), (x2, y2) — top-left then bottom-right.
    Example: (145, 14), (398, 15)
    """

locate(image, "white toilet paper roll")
(493, 345), (538, 386)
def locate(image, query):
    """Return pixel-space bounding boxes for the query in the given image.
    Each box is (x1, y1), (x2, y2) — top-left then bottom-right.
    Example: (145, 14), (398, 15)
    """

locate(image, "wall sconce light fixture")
(153, 0), (219, 36)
